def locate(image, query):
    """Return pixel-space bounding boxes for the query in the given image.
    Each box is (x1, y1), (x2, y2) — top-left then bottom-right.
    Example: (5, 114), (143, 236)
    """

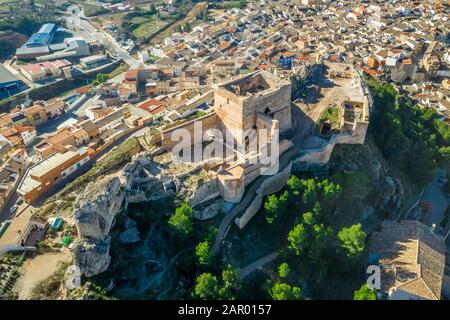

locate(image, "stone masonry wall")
(161, 113), (218, 151)
(234, 162), (292, 229)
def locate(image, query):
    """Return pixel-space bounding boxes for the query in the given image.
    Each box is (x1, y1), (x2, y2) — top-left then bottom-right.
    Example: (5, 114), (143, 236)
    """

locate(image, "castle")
(161, 64), (370, 212)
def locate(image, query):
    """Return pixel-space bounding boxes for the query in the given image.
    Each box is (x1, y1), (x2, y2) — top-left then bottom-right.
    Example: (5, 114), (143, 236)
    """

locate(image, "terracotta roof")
(138, 98), (167, 115)
(125, 69), (139, 80)
(47, 128), (75, 146)
(369, 220), (446, 300)
(22, 105), (44, 115)
(76, 85), (92, 94)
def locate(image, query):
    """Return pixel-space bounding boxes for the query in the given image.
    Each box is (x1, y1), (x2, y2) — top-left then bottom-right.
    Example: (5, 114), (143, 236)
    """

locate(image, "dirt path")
(13, 249), (72, 300)
(239, 252), (278, 280)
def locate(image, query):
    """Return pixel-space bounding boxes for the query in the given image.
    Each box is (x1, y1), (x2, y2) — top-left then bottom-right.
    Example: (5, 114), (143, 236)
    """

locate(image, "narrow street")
(420, 170), (449, 230)
(66, 5), (140, 69)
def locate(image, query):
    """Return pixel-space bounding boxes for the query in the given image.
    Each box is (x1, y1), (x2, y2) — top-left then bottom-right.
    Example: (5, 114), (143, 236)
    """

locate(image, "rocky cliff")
(74, 176), (125, 240)
(74, 176), (125, 277)
(72, 151), (221, 278)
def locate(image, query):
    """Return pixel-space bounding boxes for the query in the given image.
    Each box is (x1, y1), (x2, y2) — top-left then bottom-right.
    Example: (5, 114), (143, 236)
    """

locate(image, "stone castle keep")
(214, 71), (292, 144)
(162, 70), (294, 203)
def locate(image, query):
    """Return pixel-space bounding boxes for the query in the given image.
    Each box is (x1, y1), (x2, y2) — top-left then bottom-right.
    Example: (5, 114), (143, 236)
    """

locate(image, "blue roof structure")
(0, 65), (22, 93)
(38, 23), (57, 34)
(24, 23), (57, 48)
(26, 33), (52, 47)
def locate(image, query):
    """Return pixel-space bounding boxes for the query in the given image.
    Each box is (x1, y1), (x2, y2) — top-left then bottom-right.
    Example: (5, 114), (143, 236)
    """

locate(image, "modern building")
(17, 147), (90, 203)
(16, 23), (58, 60)
(26, 23), (57, 48)
(80, 54), (108, 69)
(20, 59), (72, 82)
(0, 209), (47, 256)
(0, 65), (23, 97)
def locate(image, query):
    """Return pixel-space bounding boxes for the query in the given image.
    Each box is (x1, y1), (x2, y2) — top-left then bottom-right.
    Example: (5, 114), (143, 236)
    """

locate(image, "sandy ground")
(13, 249), (72, 300)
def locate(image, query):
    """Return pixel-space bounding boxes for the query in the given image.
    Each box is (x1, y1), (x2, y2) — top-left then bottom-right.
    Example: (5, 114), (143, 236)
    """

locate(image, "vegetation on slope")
(0, 1), (62, 35)
(58, 137), (141, 197)
(367, 78), (450, 186)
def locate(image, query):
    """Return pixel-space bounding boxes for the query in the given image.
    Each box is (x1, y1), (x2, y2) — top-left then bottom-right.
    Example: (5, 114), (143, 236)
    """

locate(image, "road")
(66, 6), (140, 69)
(421, 172), (449, 229)
(239, 252), (278, 280)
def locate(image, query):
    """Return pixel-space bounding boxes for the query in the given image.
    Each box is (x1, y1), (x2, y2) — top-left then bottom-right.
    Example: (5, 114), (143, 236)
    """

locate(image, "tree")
(287, 175), (303, 195)
(308, 223), (333, 263)
(264, 191), (288, 224)
(183, 22), (192, 32)
(222, 264), (239, 289)
(168, 204), (194, 237)
(202, 8), (209, 22)
(92, 73), (109, 86)
(354, 284), (377, 300)
(269, 282), (303, 300)
(338, 224), (366, 260)
(148, 4), (157, 15)
(278, 263), (290, 279)
(319, 179), (342, 210)
(302, 211), (315, 225)
(301, 179), (317, 208)
(194, 273), (220, 299)
(437, 146), (450, 163)
(287, 224), (308, 255)
(195, 240), (211, 265)
(219, 264), (240, 299)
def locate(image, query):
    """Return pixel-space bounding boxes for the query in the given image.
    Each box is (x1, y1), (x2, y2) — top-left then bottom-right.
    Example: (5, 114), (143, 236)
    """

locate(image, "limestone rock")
(74, 177), (125, 241)
(194, 200), (223, 220)
(119, 227), (140, 243)
(74, 237), (111, 277)
(187, 178), (219, 207)
(124, 218), (137, 229)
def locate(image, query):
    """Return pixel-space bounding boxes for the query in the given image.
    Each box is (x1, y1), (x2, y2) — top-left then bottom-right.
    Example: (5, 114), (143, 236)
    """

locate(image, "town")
(0, 0), (449, 302)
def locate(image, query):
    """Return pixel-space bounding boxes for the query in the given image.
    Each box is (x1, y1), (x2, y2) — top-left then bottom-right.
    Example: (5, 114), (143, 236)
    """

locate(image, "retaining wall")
(234, 162), (292, 229)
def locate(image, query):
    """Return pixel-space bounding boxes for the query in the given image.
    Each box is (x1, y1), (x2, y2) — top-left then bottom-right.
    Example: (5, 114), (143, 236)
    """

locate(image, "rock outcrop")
(74, 177), (125, 240)
(71, 151), (222, 277)
(74, 177), (125, 277)
(119, 218), (140, 243)
(194, 199), (223, 220)
(74, 237), (112, 277)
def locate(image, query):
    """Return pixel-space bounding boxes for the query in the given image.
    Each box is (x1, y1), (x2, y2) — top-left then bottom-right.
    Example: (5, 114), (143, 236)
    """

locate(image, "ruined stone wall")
(234, 162), (292, 229)
(294, 125), (368, 165)
(188, 179), (220, 207)
(161, 113), (218, 151)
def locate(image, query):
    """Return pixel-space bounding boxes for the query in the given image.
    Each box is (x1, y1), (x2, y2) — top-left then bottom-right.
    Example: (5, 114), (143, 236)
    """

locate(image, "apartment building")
(20, 59), (72, 82)
(17, 147), (90, 203)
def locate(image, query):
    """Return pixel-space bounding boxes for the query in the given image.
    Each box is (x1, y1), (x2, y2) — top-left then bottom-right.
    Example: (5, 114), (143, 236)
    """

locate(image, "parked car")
(9, 205), (18, 215)
(15, 198), (23, 206)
